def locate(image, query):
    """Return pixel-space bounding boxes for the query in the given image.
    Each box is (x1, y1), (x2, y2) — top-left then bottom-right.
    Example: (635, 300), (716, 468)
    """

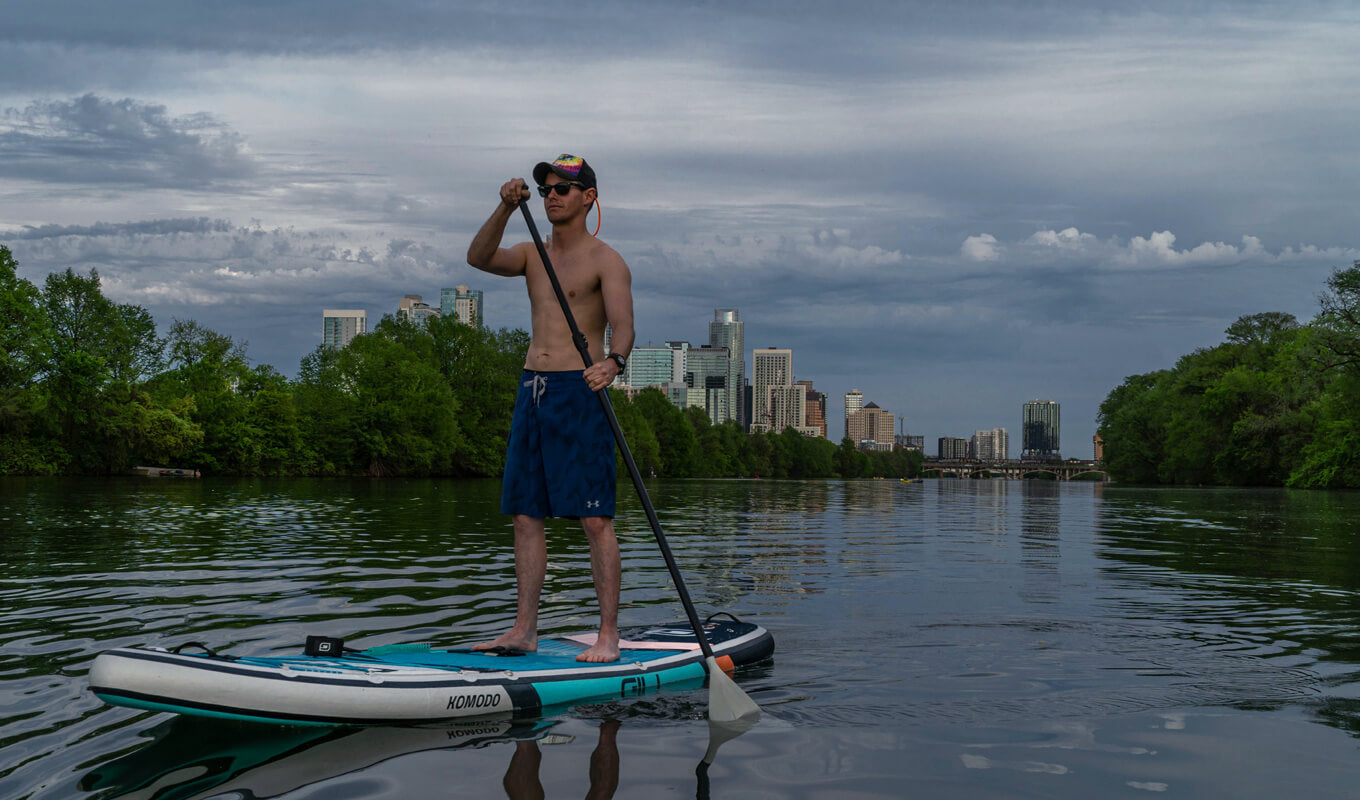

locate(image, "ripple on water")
(6, 479), (1360, 799)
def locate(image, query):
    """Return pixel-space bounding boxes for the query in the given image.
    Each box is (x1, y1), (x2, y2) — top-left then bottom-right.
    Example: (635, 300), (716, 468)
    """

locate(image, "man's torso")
(522, 237), (612, 370)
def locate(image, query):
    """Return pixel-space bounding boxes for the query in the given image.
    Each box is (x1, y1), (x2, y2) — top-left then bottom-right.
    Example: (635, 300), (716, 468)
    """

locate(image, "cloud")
(961, 228), (1359, 272)
(5, 218), (234, 240)
(0, 94), (256, 187)
(1026, 228), (1096, 249)
(961, 234), (1001, 262)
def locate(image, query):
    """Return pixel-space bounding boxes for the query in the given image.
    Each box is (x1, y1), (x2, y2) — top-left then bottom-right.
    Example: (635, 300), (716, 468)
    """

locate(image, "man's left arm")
(584, 252), (634, 392)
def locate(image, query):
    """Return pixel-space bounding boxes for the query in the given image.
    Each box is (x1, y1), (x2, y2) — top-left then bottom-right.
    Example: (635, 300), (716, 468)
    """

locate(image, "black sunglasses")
(537, 181), (586, 197)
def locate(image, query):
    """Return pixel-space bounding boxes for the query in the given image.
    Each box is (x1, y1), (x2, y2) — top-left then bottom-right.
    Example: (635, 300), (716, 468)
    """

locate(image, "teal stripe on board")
(531, 662), (707, 707)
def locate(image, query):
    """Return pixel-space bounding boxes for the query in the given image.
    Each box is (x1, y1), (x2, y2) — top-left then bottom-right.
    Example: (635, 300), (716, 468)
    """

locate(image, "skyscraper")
(1022, 400), (1061, 461)
(322, 309), (367, 349)
(848, 401), (894, 450)
(844, 389), (864, 441)
(938, 436), (970, 460)
(708, 309), (745, 429)
(687, 345), (732, 424)
(440, 285), (483, 326)
(397, 294), (440, 326)
(624, 343), (684, 388)
(751, 348), (793, 432)
(971, 428), (1010, 460)
(797, 379), (827, 438)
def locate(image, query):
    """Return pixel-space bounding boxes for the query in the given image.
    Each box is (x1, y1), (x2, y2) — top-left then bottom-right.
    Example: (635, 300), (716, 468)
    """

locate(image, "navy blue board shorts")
(501, 370), (617, 519)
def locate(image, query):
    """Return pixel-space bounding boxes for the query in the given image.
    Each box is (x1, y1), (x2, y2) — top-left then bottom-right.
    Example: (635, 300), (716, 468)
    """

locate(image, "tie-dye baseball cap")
(533, 154), (597, 191)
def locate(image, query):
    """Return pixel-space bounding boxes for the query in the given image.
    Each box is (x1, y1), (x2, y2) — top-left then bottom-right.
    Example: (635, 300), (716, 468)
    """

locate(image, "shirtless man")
(466, 154), (634, 663)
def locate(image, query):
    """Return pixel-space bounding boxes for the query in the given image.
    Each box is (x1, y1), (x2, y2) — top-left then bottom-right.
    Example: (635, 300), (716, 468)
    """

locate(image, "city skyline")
(324, 295), (1060, 457)
(5, 3), (1357, 459)
(611, 305), (1049, 458)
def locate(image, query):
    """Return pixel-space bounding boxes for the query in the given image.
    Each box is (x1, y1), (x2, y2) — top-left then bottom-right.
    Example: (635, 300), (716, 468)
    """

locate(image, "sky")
(3, 1), (1359, 458)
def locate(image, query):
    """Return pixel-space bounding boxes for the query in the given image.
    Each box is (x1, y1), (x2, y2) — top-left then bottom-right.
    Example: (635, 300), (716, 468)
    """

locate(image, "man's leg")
(475, 514), (546, 652)
(577, 516), (621, 663)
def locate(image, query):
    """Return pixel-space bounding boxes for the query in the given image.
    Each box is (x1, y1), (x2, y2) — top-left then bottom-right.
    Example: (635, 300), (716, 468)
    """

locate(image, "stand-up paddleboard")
(90, 617), (773, 727)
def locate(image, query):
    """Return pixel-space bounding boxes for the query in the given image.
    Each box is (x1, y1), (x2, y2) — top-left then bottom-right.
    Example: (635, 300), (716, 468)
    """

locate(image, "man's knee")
(513, 515), (547, 535)
(580, 516), (615, 539)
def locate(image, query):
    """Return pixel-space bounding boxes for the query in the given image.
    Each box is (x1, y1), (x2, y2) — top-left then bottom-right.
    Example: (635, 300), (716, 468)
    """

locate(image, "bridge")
(920, 459), (1109, 482)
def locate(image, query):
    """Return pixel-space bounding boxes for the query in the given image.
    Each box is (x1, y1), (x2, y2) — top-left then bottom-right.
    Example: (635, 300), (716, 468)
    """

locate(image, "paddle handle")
(518, 202), (717, 663)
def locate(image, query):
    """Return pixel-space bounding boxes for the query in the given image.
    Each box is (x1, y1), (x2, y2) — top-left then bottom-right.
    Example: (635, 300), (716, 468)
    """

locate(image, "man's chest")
(526, 259), (602, 305)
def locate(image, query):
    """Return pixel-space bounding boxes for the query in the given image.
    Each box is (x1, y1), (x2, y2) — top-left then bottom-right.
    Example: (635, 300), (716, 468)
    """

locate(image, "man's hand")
(584, 359), (619, 392)
(468, 179), (532, 275)
(501, 178), (530, 209)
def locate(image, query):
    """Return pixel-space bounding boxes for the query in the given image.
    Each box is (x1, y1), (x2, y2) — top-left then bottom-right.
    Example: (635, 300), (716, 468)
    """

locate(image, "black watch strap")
(607, 352), (627, 370)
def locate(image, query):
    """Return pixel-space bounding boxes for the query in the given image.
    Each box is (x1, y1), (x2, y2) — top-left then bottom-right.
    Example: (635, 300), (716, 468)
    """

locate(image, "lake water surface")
(3, 477), (1360, 798)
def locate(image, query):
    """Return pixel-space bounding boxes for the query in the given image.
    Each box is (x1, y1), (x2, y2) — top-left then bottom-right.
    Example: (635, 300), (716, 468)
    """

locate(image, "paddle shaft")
(517, 202), (717, 663)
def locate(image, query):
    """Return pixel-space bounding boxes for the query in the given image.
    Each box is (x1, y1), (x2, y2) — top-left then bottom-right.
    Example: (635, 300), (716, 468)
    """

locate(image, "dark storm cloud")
(4, 217), (233, 240)
(0, 94), (255, 187)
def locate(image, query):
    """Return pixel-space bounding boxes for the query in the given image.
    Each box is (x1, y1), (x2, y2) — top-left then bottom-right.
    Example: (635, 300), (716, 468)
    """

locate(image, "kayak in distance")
(89, 616), (773, 727)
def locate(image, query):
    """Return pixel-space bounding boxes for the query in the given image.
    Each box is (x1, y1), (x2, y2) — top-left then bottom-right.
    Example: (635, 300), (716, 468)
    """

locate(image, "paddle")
(517, 201), (760, 724)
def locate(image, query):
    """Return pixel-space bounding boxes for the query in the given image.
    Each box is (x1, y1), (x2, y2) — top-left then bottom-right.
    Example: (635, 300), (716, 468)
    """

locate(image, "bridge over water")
(920, 459), (1109, 481)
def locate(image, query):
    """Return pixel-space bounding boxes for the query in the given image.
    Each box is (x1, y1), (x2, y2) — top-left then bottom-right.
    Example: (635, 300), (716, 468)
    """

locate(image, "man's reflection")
(503, 718), (620, 800)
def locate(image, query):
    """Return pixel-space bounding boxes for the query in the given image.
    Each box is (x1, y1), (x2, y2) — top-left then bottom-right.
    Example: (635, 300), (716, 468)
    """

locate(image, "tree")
(41, 268), (164, 471)
(1313, 261), (1360, 371)
(631, 387), (696, 477)
(0, 246), (49, 391)
(1096, 372), (1168, 484)
(608, 388), (660, 477)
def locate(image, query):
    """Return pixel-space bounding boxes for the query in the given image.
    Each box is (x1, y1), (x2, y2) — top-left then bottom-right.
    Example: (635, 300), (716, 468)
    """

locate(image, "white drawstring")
(523, 374), (548, 406)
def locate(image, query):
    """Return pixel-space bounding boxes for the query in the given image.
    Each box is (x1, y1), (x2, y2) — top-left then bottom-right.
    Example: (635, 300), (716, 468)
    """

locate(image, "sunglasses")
(537, 181), (586, 197)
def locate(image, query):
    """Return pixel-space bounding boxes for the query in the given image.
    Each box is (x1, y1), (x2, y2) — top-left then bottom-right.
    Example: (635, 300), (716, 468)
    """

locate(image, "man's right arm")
(466, 179), (531, 276)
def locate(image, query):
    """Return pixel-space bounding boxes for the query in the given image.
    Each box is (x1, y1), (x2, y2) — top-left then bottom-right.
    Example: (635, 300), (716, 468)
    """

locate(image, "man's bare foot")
(576, 637), (620, 663)
(474, 631), (537, 652)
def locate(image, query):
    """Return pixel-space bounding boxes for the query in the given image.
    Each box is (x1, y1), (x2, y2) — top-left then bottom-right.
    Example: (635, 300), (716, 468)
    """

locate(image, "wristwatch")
(606, 352), (627, 371)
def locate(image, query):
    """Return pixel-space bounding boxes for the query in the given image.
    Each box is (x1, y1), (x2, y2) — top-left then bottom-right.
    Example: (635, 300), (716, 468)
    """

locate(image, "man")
(466, 154), (634, 663)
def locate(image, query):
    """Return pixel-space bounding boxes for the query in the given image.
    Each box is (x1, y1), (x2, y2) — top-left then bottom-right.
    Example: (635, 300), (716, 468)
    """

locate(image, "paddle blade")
(701, 710), (760, 765)
(705, 656), (761, 724)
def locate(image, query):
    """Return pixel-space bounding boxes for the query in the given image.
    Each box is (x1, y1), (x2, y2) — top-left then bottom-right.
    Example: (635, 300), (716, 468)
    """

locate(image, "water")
(4, 477), (1360, 798)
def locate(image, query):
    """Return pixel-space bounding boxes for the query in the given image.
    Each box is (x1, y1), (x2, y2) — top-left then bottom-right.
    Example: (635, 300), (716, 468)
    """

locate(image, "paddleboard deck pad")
(90, 618), (773, 726)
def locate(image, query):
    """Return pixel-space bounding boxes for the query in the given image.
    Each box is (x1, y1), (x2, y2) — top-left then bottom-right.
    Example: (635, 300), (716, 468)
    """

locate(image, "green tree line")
(1, 246), (921, 479)
(1097, 261), (1360, 488)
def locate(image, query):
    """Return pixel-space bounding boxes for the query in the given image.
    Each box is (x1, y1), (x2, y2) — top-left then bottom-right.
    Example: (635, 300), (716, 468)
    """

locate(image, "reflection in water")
(503, 719), (619, 800)
(79, 711), (755, 800)
(10, 478), (1360, 798)
(1020, 481), (1061, 605)
(81, 715), (563, 800)
(1093, 486), (1360, 732)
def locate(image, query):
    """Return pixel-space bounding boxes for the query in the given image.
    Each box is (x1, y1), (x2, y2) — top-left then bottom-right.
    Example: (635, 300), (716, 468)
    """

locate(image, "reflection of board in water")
(89, 618), (773, 726)
(80, 715), (565, 800)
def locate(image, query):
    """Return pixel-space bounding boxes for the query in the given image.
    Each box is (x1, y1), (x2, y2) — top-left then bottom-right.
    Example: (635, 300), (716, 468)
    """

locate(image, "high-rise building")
(322, 309), (367, 349)
(971, 428), (1010, 460)
(751, 348), (793, 432)
(847, 401), (895, 451)
(624, 343), (683, 388)
(440, 285), (483, 326)
(708, 309), (745, 429)
(895, 434), (925, 452)
(764, 384), (809, 434)
(843, 389), (864, 441)
(397, 294), (440, 326)
(687, 345), (732, 425)
(938, 436), (970, 460)
(1022, 400), (1061, 461)
(797, 380), (827, 438)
